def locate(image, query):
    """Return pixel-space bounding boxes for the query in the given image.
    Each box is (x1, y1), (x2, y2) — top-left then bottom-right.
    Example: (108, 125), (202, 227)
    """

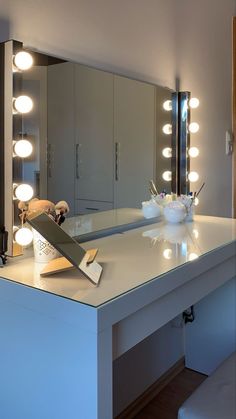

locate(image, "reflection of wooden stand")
(40, 249), (100, 284)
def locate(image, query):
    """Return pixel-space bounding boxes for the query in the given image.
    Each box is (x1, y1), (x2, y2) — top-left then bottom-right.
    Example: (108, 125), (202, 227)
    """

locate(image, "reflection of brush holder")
(32, 229), (60, 263)
(142, 200), (162, 219)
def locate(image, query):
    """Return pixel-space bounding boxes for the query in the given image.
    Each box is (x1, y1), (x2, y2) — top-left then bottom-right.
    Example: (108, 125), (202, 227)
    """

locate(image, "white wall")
(176, 0), (236, 217)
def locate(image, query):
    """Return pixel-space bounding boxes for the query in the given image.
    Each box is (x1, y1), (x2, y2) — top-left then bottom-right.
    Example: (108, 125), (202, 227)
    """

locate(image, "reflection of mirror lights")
(13, 95), (33, 114)
(162, 124), (172, 135)
(163, 100), (172, 111)
(162, 147), (172, 158)
(189, 122), (199, 134)
(14, 184), (34, 201)
(14, 227), (33, 246)
(188, 171), (199, 182)
(188, 147), (199, 158)
(13, 139), (33, 158)
(192, 229), (199, 239)
(163, 248), (172, 259)
(162, 171), (172, 181)
(189, 98), (199, 109)
(194, 197), (199, 206)
(188, 253), (199, 261)
(14, 51), (33, 71)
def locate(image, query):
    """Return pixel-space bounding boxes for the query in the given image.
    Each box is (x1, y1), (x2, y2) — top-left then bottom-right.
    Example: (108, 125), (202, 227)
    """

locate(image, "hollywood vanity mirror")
(0, 39), (191, 256)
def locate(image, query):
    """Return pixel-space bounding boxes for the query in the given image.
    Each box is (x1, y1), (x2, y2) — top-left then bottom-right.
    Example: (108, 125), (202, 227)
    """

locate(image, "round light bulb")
(162, 147), (172, 158)
(162, 124), (172, 135)
(14, 139), (33, 158)
(189, 98), (200, 109)
(162, 171), (172, 181)
(163, 100), (172, 111)
(13, 95), (33, 114)
(15, 184), (34, 201)
(163, 249), (172, 259)
(194, 197), (199, 206)
(188, 252), (199, 261)
(188, 171), (199, 182)
(14, 51), (33, 71)
(188, 147), (199, 158)
(15, 227), (33, 246)
(189, 122), (199, 134)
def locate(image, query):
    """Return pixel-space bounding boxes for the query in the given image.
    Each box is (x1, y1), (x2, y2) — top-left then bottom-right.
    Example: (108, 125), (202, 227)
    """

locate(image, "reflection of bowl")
(142, 200), (162, 219)
(164, 201), (186, 223)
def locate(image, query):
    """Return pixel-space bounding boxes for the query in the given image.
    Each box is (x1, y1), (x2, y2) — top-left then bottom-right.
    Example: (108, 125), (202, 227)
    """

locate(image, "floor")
(134, 368), (207, 419)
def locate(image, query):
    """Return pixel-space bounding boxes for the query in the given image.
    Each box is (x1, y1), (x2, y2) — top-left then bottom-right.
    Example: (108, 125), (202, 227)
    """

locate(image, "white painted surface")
(185, 277), (236, 374)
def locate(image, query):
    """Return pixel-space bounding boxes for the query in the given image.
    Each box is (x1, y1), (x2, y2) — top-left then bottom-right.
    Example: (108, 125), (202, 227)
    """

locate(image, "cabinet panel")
(114, 76), (155, 208)
(75, 65), (114, 202)
(47, 62), (75, 214)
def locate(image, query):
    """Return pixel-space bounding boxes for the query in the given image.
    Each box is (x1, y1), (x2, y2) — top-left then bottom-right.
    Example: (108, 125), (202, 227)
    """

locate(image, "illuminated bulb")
(15, 227), (33, 246)
(13, 95), (33, 114)
(162, 147), (172, 158)
(14, 139), (33, 158)
(188, 253), (199, 261)
(163, 100), (172, 111)
(14, 51), (33, 71)
(189, 122), (199, 134)
(162, 124), (172, 135)
(188, 147), (199, 158)
(162, 171), (172, 181)
(194, 197), (199, 206)
(188, 171), (199, 182)
(15, 184), (34, 201)
(163, 249), (172, 259)
(189, 98), (200, 109)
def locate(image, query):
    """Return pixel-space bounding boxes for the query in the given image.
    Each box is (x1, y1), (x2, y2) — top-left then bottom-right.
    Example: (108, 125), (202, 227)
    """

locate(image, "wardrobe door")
(47, 62), (75, 214)
(75, 65), (114, 210)
(114, 76), (155, 208)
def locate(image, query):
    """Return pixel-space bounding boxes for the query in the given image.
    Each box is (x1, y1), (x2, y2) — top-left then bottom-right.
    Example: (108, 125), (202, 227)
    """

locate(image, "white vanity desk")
(0, 215), (235, 419)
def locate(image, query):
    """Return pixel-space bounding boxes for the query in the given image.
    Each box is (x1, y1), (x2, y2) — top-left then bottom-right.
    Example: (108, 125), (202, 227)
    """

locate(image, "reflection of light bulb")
(163, 248), (172, 259)
(15, 227), (33, 246)
(188, 252), (199, 261)
(163, 100), (172, 111)
(14, 51), (33, 71)
(13, 139), (33, 158)
(15, 184), (34, 201)
(189, 98), (199, 109)
(13, 96), (33, 114)
(189, 122), (199, 133)
(162, 124), (172, 135)
(192, 229), (199, 239)
(162, 171), (172, 181)
(188, 147), (199, 158)
(188, 171), (199, 182)
(162, 147), (172, 158)
(194, 197), (199, 206)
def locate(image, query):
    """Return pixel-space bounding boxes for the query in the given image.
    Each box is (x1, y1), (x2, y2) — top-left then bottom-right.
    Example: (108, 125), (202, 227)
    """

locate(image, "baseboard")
(116, 357), (185, 419)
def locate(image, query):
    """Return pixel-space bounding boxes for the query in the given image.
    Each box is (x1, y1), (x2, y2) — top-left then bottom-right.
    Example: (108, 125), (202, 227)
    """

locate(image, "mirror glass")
(14, 48), (174, 220)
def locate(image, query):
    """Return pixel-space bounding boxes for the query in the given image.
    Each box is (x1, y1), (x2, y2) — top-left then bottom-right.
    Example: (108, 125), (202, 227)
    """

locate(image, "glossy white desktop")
(0, 215), (235, 419)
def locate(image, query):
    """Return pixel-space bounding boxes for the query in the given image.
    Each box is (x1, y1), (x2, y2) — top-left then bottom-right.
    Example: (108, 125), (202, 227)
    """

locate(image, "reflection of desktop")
(27, 211), (102, 285)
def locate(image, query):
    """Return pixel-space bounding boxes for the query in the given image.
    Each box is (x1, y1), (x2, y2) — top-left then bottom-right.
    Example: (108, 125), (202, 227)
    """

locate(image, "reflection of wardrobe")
(47, 63), (155, 215)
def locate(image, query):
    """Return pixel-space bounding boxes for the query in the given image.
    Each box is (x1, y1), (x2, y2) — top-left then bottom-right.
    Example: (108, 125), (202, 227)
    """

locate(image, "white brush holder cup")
(32, 229), (60, 263)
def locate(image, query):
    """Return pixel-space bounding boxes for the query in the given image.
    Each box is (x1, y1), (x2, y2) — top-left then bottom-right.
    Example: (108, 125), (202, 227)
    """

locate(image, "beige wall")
(1, 0), (235, 216)
(176, 0), (235, 217)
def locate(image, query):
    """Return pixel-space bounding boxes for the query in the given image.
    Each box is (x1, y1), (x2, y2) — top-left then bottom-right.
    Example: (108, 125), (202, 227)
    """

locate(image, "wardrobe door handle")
(115, 142), (120, 181)
(76, 144), (80, 179)
(47, 144), (52, 178)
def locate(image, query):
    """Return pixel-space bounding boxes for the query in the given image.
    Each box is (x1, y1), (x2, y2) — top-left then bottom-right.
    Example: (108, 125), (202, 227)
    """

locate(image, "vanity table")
(0, 215), (235, 419)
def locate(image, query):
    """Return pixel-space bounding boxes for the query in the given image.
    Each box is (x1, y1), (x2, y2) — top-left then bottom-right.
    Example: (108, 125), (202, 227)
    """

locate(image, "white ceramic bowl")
(163, 201), (186, 223)
(142, 200), (162, 219)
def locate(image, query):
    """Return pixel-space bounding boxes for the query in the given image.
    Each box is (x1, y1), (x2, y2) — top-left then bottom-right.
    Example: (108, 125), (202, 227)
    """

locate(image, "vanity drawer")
(75, 199), (113, 215)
